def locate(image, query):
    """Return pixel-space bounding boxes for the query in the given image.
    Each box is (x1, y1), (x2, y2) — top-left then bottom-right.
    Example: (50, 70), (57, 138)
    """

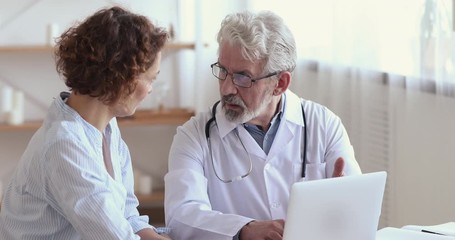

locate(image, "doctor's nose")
(220, 74), (238, 96)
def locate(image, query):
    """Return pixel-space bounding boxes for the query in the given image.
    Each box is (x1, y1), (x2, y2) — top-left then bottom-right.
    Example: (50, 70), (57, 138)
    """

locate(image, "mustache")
(222, 94), (244, 106)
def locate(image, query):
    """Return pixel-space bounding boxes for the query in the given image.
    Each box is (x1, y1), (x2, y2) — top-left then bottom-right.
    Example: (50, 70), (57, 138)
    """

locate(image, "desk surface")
(376, 227), (455, 240)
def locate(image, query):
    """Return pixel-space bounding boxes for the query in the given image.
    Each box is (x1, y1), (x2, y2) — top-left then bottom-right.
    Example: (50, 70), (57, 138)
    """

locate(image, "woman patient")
(0, 6), (170, 240)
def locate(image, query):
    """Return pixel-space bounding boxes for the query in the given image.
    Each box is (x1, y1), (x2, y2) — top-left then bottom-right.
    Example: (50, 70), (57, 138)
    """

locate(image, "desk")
(377, 227), (455, 240)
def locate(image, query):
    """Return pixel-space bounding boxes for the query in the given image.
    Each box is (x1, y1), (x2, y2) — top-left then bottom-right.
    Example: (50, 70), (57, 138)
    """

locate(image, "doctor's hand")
(239, 219), (285, 240)
(332, 157), (345, 177)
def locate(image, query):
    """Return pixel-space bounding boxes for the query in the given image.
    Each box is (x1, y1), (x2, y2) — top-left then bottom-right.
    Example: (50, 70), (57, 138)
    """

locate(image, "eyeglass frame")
(210, 62), (281, 88)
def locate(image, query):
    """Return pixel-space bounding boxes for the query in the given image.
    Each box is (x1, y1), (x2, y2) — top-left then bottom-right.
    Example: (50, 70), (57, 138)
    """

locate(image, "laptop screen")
(283, 171), (387, 240)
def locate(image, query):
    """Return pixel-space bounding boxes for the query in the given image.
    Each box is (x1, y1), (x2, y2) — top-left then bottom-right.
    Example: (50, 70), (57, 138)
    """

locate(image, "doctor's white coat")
(164, 90), (361, 240)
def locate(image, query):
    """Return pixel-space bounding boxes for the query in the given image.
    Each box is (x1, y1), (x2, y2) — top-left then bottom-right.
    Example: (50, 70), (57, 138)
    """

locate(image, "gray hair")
(217, 10), (297, 74)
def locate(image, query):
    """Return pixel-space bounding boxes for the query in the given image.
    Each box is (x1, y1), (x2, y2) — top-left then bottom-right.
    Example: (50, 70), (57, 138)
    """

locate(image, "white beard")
(222, 87), (274, 124)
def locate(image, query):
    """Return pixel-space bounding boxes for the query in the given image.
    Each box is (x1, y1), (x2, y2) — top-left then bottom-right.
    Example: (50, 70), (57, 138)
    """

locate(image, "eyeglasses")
(210, 62), (280, 88)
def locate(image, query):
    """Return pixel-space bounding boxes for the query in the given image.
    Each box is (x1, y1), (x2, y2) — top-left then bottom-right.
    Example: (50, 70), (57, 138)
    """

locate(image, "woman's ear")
(273, 71), (291, 96)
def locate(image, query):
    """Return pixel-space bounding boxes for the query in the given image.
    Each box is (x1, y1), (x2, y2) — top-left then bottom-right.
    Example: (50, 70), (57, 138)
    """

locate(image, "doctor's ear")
(273, 71), (291, 96)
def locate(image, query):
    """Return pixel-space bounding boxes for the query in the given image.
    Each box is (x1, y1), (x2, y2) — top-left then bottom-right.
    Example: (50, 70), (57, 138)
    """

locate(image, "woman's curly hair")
(55, 6), (168, 104)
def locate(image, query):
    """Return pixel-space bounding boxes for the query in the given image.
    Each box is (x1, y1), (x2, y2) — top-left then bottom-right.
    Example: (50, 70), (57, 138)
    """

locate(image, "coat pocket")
(304, 162), (327, 180)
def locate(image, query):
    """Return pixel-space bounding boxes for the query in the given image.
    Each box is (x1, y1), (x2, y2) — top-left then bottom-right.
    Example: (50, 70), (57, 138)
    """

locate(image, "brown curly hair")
(55, 6), (168, 104)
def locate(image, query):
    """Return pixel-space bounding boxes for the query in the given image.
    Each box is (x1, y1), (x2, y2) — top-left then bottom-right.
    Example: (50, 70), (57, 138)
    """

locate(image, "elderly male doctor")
(164, 10), (362, 240)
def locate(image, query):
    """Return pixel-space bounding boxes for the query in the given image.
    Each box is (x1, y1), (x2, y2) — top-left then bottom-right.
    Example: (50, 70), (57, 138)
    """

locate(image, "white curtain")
(248, 0), (455, 97)
(176, 0), (455, 113)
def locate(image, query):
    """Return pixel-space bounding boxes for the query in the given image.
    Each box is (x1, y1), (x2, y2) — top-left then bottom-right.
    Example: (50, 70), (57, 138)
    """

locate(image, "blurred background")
(0, 0), (454, 228)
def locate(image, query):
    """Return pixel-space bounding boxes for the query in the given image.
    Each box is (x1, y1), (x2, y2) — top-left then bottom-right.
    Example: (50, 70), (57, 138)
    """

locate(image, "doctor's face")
(218, 42), (276, 123)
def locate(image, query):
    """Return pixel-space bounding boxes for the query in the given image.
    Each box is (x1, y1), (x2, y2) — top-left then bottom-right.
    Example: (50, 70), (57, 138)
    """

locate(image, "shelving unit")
(0, 41), (201, 132)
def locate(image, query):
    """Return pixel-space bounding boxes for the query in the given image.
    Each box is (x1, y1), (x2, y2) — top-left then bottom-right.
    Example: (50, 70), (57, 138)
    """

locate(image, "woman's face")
(111, 52), (162, 117)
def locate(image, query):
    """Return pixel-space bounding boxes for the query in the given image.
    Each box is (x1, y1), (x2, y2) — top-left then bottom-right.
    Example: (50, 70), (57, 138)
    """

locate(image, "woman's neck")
(66, 92), (113, 132)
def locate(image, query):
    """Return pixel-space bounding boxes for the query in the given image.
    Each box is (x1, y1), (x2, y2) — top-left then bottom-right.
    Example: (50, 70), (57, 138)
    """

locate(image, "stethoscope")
(205, 100), (307, 183)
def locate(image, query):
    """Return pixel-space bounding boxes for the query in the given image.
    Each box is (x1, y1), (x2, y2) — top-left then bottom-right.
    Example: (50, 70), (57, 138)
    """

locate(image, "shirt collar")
(52, 91), (116, 143)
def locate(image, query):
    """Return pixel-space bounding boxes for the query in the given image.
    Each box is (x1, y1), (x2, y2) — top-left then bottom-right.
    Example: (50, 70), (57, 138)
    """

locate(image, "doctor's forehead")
(218, 47), (264, 74)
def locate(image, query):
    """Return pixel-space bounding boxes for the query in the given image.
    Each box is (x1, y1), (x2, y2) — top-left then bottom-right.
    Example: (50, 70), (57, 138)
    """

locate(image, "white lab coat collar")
(214, 104), (240, 138)
(214, 90), (304, 139)
(282, 90), (305, 127)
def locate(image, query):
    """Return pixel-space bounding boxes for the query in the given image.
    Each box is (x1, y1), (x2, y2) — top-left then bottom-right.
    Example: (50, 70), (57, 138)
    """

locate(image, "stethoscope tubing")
(205, 100), (307, 179)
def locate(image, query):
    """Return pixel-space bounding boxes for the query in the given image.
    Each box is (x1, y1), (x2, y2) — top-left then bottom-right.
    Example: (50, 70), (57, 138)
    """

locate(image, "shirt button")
(264, 163), (271, 170)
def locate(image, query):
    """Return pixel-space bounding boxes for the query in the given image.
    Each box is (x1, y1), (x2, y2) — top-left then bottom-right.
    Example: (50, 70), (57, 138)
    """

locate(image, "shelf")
(119, 108), (194, 126)
(0, 108), (194, 132)
(0, 121), (42, 132)
(0, 42), (207, 53)
(0, 45), (51, 53)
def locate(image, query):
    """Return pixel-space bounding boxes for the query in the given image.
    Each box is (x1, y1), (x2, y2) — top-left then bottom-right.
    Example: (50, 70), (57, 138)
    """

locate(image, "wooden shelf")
(0, 121), (42, 132)
(119, 108), (194, 127)
(0, 45), (51, 53)
(0, 108), (194, 132)
(0, 42), (207, 53)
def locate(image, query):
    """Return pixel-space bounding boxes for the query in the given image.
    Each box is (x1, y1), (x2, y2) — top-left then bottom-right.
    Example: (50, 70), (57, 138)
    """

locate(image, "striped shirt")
(0, 92), (153, 239)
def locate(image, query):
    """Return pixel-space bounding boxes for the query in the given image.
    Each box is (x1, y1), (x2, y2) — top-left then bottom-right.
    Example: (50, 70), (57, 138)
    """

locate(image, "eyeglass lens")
(212, 64), (252, 88)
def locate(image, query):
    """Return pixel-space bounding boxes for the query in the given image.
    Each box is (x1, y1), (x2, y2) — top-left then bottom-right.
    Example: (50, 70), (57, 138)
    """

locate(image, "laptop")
(283, 171), (387, 240)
